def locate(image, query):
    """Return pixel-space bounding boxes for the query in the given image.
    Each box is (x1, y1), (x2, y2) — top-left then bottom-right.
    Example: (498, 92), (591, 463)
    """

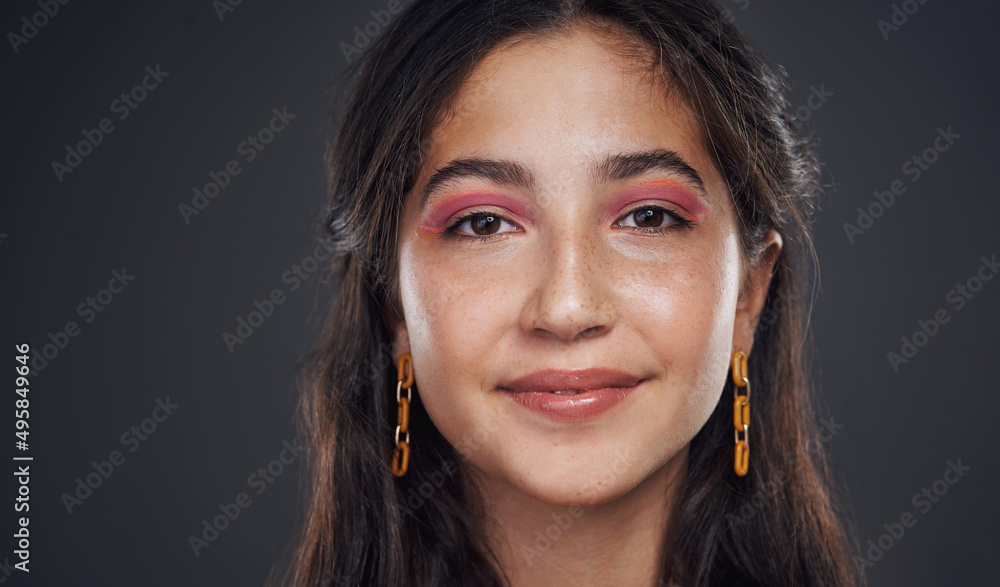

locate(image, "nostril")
(522, 269), (616, 341)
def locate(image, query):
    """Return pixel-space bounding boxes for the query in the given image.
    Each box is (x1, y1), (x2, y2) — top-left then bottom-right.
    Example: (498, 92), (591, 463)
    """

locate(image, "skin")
(391, 24), (781, 586)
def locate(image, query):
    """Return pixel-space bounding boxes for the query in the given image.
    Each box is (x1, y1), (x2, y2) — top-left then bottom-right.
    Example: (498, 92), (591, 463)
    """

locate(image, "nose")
(520, 229), (617, 342)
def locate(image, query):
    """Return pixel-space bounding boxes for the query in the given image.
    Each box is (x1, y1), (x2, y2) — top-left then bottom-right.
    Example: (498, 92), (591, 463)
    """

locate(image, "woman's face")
(394, 26), (777, 506)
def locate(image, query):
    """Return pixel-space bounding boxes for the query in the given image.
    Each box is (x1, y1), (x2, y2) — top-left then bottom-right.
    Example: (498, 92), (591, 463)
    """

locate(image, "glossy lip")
(498, 368), (646, 421)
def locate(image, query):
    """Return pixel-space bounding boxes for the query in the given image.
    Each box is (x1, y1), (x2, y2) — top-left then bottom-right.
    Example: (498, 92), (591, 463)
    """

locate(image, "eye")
(616, 204), (692, 233)
(442, 210), (521, 241)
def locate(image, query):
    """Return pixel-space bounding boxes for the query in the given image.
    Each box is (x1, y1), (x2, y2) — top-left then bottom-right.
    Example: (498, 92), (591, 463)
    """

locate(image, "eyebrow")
(594, 149), (705, 193)
(418, 149), (707, 212)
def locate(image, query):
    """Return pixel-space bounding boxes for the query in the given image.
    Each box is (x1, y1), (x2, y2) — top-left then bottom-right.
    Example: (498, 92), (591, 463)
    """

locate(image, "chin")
(503, 454), (647, 507)
(519, 476), (638, 508)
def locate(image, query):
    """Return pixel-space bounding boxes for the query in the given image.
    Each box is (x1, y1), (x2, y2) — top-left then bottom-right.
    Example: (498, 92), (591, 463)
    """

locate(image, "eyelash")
(439, 205), (694, 242)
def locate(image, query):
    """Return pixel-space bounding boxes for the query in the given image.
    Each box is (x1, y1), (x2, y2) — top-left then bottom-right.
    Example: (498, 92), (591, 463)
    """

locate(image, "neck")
(471, 446), (688, 587)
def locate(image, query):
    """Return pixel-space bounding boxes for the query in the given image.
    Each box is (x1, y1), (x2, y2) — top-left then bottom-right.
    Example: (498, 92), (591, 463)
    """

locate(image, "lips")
(498, 368), (645, 421)
(499, 367), (644, 394)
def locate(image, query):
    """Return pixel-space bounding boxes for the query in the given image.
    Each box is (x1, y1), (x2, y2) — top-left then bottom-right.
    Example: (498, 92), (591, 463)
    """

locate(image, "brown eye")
(471, 214), (501, 235)
(445, 211), (520, 240)
(619, 206), (679, 230)
(632, 208), (665, 228)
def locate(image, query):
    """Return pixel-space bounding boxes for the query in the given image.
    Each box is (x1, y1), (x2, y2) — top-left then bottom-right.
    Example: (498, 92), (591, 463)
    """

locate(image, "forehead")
(424, 23), (709, 173)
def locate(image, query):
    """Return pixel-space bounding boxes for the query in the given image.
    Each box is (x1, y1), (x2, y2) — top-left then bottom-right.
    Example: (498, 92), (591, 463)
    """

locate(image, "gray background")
(1, 0), (996, 585)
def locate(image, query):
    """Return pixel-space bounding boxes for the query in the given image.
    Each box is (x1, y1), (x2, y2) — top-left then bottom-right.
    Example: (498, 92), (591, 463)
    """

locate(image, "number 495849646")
(15, 344), (29, 451)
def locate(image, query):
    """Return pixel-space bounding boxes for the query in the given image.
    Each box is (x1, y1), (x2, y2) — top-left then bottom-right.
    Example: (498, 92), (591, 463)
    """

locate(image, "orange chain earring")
(391, 353), (414, 477)
(731, 350), (750, 476)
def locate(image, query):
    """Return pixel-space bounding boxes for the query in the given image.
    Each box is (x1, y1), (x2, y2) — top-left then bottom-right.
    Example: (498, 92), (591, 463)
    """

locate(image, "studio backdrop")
(1, 0), (996, 585)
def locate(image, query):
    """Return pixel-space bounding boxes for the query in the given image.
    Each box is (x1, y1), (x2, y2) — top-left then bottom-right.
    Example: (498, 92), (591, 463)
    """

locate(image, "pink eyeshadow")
(602, 179), (710, 221)
(420, 191), (534, 232)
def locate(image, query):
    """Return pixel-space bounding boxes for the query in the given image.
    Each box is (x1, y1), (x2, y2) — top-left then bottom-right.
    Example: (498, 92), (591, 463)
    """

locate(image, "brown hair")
(277, 1), (862, 585)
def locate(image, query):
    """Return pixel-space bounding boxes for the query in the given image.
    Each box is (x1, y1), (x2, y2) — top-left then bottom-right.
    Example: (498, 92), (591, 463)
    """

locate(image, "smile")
(498, 367), (646, 421)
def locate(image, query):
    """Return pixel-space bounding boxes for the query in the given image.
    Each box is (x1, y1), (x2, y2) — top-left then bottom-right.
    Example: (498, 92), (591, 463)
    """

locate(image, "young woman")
(281, 1), (861, 585)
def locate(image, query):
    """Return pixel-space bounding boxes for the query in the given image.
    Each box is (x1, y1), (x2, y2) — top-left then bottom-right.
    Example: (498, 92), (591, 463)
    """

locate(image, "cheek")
(398, 244), (515, 448)
(616, 229), (742, 415)
(618, 225), (740, 345)
(400, 247), (514, 359)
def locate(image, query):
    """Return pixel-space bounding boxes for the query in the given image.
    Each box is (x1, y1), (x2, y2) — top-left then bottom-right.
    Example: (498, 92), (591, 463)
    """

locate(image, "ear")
(381, 294), (411, 364)
(391, 319), (411, 364)
(732, 228), (783, 356)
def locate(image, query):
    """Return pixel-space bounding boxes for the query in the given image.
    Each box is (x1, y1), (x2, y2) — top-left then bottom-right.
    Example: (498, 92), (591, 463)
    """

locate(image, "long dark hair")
(277, 1), (861, 585)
